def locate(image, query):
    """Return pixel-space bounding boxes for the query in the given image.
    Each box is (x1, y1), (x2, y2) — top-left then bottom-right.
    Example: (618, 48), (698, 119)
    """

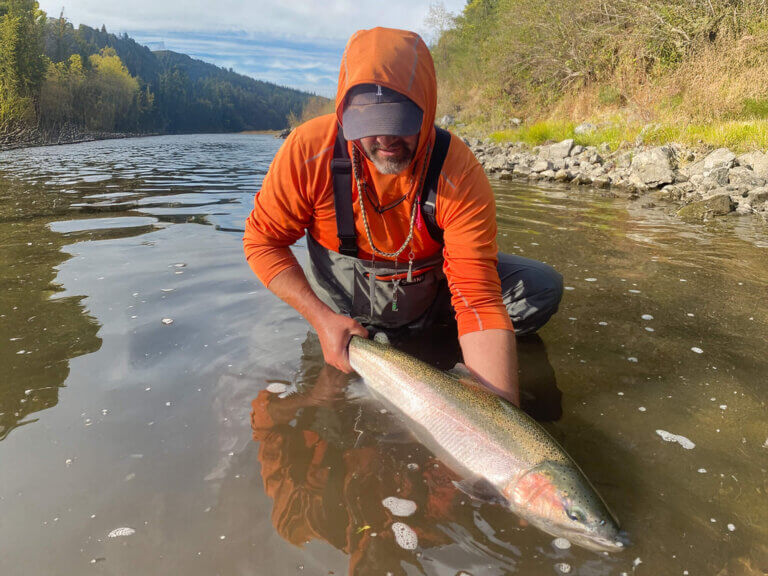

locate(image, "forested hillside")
(0, 0), (316, 142)
(432, 0), (768, 148)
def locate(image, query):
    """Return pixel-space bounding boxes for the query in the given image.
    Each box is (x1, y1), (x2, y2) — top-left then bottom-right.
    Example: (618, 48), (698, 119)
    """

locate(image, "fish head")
(503, 461), (624, 553)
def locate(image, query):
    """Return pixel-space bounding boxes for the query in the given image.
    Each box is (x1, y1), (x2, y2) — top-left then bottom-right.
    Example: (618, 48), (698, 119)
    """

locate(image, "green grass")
(488, 119), (768, 153)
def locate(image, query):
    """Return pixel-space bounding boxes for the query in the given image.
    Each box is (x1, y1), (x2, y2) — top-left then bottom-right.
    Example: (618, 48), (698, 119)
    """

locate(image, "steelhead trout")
(348, 335), (623, 553)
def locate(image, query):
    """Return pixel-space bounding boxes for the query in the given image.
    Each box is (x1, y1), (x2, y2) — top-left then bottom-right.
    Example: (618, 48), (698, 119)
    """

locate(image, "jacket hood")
(336, 27), (437, 161)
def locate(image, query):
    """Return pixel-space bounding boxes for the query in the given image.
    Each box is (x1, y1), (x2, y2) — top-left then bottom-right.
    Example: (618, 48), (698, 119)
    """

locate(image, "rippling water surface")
(1, 134), (766, 575)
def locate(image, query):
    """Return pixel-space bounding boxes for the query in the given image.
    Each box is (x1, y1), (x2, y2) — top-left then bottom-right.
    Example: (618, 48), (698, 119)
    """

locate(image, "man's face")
(359, 133), (419, 175)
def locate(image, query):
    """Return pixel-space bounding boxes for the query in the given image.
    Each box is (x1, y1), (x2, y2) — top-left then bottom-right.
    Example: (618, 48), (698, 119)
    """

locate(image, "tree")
(0, 0), (46, 127)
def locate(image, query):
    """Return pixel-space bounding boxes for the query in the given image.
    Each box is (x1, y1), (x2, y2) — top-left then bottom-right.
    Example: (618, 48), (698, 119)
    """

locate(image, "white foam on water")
(638, 407), (647, 412)
(645, 327), (655, 332)
(641, 314), (654, 320)
(698, 468), (707, 473)
(553, 537), (571, 550)
(564, 286), (575, 291)
(628, 289), (641, 293)
(656, 430), (695, 449)
(598, 321), (608, 326)
(391, 522), (418, 550)
(266, 382), (289, 394)
(691, 347), (703, 354)
(627, 357), (638, 363)
(556, 563), (571, 573)
(727, 523), (736, 532)
(161, 318), (173, 325)
(406, 463), (419, 471)
(585, 278), (597, 282)
(108, 527), (135, 538)
(382, 497), (417, 517)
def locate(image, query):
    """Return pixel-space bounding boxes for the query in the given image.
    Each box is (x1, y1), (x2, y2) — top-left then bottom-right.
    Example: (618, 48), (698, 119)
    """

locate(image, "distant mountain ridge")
(42, 19), (315, 133)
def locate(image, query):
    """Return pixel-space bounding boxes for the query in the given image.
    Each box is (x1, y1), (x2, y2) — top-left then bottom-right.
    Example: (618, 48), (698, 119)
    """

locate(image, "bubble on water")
(617, 392), (624, 396)
(633, 557), (643, 568)
(719, 405), (727, 410)
(598, 321), (608, 326)
(628, 289), (641, 294)
(553, 537), (571, 550)
(266, 382), (289, 394)
(727, 523), (736, 532)
(687, 313), (695, 317)
(165, 402), (172, 407)
(585, 278), (597, 282)
(219, 535), (226, 540)
(679, 279), (687, 282)
(161, 288), (175, 292)
(564, 286), (575, 291)
(645, 327), (655, 332)
(16, 350), (25, 355)
(556, 563), (571, 573)
(638, 407), (647, 412)
(161, 318), (174, 325)
(391, 522), (418, 550)
(691, 347), (703, 354)
(407, 463), (419, 471)
(641, 314), (654, 320)
(108, 527), (135, 538)
(627, 357), (638, 363)
(173, 263), (186, 268)
(656, 430), (695, 449)
(710, 518), (717, 523)
(382, 497), (417, 517)
(698, 468), (707, 473)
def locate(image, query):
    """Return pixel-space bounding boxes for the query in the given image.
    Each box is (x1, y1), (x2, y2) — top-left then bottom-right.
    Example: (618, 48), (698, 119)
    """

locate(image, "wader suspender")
(331, 125), (452, 255)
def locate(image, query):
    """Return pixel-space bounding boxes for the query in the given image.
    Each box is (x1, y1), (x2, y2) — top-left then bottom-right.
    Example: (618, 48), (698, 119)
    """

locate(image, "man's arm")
(267, 261), (368, 372)
(459, 329), (519, 406)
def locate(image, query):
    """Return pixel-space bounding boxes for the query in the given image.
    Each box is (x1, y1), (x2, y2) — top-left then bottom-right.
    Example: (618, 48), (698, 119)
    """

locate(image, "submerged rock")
(677, 194), (734, 221)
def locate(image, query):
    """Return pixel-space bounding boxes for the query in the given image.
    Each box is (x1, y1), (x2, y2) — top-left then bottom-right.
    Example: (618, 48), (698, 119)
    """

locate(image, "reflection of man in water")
(250, 365), (461, 575)
(243, 27), (563, 406)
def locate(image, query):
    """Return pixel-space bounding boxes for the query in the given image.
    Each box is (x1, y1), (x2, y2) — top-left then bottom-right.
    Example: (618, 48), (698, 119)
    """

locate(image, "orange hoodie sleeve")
(438, 140), (514, 336)
(243, 129), (315, 287)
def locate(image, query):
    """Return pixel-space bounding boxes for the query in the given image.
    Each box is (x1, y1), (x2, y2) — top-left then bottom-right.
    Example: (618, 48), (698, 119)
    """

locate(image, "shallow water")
(1, 134), (766, 575)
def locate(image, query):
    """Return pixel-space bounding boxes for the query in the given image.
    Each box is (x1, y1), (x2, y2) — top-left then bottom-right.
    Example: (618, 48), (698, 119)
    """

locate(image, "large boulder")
(629, 146), (676, 188)
(684, 148), (736, 177)
(736, 151), (768, 178)
(677, 193), (734, 222)
(539, 139), (574, 161)
(728, 166), (766, 189)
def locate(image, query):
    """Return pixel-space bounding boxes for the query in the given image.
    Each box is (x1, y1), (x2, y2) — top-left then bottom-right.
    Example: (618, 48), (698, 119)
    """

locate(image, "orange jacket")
(243, 28), (513, 336)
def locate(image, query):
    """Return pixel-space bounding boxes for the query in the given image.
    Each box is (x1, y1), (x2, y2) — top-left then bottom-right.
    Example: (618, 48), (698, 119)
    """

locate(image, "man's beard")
(367, 141), (416, 175)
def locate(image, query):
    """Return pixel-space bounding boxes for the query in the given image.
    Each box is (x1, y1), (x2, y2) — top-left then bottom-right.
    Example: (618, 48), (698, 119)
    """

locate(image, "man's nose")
(376, 135), (400, 147)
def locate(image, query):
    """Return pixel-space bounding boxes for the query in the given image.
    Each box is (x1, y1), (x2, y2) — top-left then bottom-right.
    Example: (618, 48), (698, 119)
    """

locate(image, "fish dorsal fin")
(373, 332), (391, 345)
(448, 362), (473, 380)
(452, 477), (507, 505)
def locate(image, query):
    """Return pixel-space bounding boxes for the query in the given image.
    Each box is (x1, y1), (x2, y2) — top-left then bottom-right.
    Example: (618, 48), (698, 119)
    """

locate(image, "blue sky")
(37, 1), (467, 97)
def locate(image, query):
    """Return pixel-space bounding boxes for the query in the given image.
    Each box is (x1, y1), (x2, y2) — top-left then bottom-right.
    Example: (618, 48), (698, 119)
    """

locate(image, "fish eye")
(567, 507), (586, 523)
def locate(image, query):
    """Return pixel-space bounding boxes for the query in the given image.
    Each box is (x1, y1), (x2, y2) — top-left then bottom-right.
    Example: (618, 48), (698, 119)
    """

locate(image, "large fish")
(348, 334), (623, 553)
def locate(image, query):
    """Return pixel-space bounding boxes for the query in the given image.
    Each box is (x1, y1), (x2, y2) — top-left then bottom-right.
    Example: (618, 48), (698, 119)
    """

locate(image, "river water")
(0, 134), (766, 576)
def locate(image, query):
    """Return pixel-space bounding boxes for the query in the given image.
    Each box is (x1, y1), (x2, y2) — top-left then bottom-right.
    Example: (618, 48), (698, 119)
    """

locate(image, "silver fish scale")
(349, 339), (532, 486)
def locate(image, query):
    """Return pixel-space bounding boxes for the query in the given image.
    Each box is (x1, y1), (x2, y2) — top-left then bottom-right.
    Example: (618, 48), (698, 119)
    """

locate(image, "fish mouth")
(560, 529), (628, 553)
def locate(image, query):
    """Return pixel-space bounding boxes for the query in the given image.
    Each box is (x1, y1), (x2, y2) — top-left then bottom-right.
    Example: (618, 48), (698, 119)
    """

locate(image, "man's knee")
(497, 253), (563, 334)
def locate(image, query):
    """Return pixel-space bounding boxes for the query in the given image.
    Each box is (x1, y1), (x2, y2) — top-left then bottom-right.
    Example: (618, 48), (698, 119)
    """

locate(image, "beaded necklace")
(351, 143), (432, 312)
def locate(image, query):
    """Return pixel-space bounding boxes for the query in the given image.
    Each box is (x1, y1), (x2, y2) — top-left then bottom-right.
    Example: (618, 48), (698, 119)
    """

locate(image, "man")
(243, 27), (563, 406)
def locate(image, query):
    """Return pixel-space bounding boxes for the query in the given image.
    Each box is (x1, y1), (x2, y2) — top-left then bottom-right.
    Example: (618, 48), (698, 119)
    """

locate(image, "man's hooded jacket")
(243, 27), (513, 336)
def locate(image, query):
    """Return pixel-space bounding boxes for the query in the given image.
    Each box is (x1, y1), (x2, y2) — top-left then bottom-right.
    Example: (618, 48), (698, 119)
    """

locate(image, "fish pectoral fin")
(452, 478), (506, 505)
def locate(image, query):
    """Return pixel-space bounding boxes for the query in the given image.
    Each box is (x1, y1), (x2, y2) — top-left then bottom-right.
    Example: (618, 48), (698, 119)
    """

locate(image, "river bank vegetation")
(431, 0), (768, 152)
(0, 1), (314, 147)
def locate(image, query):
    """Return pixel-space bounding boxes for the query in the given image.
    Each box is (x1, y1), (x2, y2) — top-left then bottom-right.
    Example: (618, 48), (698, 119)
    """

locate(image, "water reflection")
(250, 332), (569, 575)
(0, 178), (102, 440)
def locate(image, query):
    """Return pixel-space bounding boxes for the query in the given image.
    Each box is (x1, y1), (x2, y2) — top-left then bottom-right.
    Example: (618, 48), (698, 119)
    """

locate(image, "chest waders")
(305, 126), (452, 329)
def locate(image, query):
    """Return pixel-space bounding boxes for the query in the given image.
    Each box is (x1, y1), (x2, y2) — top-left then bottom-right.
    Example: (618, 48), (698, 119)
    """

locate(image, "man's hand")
(315, 310), (368, 372)
(266, 263), (368, 372)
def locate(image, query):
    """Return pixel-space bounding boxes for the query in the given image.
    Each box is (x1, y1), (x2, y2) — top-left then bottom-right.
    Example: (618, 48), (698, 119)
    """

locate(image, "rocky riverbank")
(467, 137), (768, 225)
(0, 124), (153, 152)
